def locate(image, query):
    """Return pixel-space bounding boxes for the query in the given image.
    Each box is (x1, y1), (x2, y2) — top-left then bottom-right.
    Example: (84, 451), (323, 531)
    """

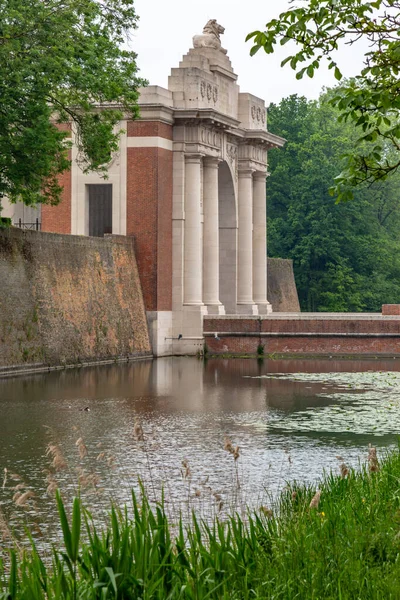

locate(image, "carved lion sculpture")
(193, 19), (227, 54)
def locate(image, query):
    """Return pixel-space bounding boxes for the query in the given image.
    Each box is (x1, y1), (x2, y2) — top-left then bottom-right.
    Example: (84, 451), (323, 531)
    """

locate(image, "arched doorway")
(218, 161), (237, 314)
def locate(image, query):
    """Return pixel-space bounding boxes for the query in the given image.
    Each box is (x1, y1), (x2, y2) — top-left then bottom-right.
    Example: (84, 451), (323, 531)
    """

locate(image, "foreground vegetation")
(2, 446), (400, 598)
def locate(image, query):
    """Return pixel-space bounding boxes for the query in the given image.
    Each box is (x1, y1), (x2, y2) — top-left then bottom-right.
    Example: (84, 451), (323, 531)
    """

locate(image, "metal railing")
(14, 218), (41, 231)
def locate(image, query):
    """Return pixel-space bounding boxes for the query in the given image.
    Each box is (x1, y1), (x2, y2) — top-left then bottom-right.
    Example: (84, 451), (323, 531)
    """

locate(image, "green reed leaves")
(3, 447), (400, 597)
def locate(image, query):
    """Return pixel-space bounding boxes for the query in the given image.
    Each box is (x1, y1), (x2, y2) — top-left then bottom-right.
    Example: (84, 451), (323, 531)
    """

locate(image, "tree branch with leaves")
(247, 0), (400, 200)
(0, 0), (146, 208)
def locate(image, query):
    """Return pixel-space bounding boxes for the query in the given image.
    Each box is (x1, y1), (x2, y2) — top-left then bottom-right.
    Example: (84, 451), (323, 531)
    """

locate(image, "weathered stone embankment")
(0, 228), (151, 375)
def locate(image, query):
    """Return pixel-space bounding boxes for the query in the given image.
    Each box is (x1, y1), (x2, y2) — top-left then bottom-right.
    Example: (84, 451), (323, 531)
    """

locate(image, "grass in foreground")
(2, 446), (400, 598)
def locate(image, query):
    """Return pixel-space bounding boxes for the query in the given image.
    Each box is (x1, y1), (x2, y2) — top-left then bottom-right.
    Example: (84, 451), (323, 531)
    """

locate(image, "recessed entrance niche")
(87, 184), (113, 237)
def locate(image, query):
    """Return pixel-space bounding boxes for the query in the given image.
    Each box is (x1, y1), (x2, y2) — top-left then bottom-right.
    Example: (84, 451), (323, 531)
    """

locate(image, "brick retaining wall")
(0, 228), (151, 369)
(204, 314), (400, 356)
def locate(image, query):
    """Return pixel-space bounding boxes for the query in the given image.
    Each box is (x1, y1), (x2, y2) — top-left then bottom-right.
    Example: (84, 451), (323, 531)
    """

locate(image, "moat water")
(1, 356), (400, 544)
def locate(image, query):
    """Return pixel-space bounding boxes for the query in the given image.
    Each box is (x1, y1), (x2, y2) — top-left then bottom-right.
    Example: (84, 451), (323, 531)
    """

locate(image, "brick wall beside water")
(204, 315), (400, 356)
(0, 228), (151, 369)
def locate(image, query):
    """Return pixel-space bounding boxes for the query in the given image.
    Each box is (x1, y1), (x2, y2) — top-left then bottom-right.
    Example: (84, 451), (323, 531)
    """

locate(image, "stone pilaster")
(184, 154), (204, 305)
(203, 157), (225, 314)
(237, 168), (258, 315)
(253, 172), (272, 314)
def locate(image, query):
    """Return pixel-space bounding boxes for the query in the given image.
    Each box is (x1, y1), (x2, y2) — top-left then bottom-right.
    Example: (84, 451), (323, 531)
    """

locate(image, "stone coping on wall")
(205, 313), (400, 321)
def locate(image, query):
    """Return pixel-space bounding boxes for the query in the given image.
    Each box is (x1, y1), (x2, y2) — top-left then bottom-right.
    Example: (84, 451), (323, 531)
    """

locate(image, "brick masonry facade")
(41, 157), (72, 235)
(127, 121), (173, 139)
(204, 316), (400, 356)
(41, 121), (72, 234)
(42, 120), (173, 314)
(126, 143), (173, 312)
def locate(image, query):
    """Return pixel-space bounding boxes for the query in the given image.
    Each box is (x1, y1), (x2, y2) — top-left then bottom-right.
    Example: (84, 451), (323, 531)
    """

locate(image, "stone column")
(203, 157), (225, 314)
(253, 171), (272, 314)
(184, 154), (204, 305)
(237, 168), (258, 314)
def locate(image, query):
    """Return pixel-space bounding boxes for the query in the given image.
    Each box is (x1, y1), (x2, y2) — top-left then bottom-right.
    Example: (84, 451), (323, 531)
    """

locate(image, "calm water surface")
(1, 356), (400, 541)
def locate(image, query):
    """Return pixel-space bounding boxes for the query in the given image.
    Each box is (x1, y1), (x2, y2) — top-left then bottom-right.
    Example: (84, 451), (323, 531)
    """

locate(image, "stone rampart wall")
(0, 228), (151, 369)
(267, 258), (300, 312)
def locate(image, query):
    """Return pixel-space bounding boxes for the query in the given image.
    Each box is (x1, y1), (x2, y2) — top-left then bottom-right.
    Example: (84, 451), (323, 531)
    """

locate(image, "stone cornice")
(209, 63), (238, 81)
(233, 128), (286, 149)
(137, 103), (175, 125)
(172, 108), (240, 129)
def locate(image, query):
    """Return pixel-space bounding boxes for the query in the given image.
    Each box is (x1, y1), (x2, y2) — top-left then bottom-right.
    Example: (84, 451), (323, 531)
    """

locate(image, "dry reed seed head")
(233, 446), (240, 461)
(134, 420), (144, 441)
(15, 490), (35, 507)
(96, 452), (106, 461)
(224, 437), (234, 453)
(260, 506), (273, 518)
(2, 468), (7, 490)
(218, 500), (224, 512)
(12, 483), (25, 492)
(288, 455), (292, 464)
(78, 469), (100, 489)
(292, 491), (297, 501)
(336, 455), (344, 461)
(195, 489), (201, 497)
(46, 474), (58, 495)
(368, 445), (380, 472)
(75, 437), (88, 459)
(309, 490), (321, 510)
(107, 455), (116, 468)
(0, 507), (11, 541)
(181, 459), (191, 479)
(12, 491), (22, 503)
(213, 493), (222, 502)
(46, 443), (67, 471)
(340, 463), (349, 478)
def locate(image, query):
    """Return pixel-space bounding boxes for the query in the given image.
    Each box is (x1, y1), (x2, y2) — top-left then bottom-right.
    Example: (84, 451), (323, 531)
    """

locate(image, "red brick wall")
(126, 145), (173, 312)
(41, 151), (72, 234)
(42, 123), (72, 234)
(156, 148), (173, 311)
(204, 316), (400, 356)
(382, 305), (400, 315)
(127, 121), (173, 139)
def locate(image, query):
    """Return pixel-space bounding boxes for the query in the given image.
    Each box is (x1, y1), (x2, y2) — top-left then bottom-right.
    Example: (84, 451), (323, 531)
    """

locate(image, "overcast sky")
(131, 0), (367, 106)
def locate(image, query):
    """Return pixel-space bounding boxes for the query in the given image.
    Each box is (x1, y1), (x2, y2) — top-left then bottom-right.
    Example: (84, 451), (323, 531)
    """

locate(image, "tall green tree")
(267, 92), (400, 311)
(0, 0), (145, 209)
(247, 0), (400, 200)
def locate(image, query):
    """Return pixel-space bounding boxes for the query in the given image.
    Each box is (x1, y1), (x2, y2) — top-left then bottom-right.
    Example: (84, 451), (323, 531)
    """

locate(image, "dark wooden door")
(88, 184), (112, 237)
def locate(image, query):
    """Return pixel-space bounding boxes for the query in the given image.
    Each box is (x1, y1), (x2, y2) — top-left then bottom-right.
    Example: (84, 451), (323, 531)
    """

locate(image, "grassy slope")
(2, 448), (400, 599)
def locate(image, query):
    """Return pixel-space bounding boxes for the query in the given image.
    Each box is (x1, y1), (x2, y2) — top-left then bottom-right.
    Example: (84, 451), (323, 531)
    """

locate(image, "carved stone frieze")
(182, 124), (222, 150)
(238, 142), (267, 166)
(199, 79), (219, 105)
(226, 142), (238, 179)
(199, 126), (221, 148)
(251, 103), (266, 127)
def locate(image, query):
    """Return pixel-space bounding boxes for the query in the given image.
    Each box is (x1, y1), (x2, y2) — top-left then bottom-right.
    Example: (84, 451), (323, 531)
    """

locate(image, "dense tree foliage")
(248, 0), (400, 201)
(0, 0), (145, 209)
(267, 92), (400, 311)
